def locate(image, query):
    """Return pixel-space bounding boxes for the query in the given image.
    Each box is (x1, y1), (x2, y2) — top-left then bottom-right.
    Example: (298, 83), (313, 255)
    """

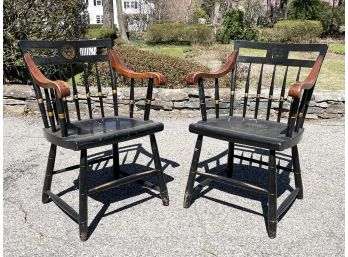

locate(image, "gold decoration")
(61, 45), (76, 59)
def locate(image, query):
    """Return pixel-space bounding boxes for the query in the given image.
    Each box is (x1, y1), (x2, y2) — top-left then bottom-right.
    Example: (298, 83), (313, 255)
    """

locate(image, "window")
(131, 1), (138, 9)
(96, 15), (103, 24)
(124, 1), (137, 9)
(94, 0), (102, 6)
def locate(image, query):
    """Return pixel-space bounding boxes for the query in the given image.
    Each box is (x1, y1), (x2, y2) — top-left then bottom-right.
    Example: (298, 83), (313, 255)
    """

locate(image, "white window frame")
(96, 0), (102, 6)
(124, 1), (130, 9)
(96, 15), (103, 24)
(130, 1), (138, 9)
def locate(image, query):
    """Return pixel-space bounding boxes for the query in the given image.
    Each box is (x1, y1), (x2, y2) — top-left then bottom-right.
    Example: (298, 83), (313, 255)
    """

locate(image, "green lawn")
(130, 42), (344, 91)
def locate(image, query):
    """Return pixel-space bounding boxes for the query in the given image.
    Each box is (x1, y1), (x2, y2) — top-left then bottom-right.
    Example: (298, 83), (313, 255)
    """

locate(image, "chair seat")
(44, 116), (164, 150)
(189, 116), (304, 151)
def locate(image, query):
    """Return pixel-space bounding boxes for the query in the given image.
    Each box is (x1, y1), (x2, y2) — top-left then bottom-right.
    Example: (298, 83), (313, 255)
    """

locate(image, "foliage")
(3, 0), (88, 83)
(259, 20), (323, 43)
(288, 0), (344, 35)
(191, 7), (209, 23)
(84, 27), (117, 40)
(113, 44), (209, 88)
(217, 9), (258, 43)
(145, 23), (213, 45)
(201, 0), (219, 18)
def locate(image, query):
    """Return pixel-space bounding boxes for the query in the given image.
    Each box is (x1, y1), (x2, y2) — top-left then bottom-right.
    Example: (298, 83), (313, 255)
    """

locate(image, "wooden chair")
(19, 39), (169, 241)
(183, 40), (327, 238)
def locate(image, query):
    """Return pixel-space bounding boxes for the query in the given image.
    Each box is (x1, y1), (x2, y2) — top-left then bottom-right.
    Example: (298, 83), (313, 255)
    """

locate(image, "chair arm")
(23, 53), (71, 98)
(186, 50), (238, 85)
(288, 55), (324, 98)
(108, 50), (166, 86)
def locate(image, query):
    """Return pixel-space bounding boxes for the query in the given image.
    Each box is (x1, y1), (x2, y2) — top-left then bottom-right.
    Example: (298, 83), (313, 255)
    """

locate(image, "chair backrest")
(199, 40), (327, 137)
(19, 39), (156, 137)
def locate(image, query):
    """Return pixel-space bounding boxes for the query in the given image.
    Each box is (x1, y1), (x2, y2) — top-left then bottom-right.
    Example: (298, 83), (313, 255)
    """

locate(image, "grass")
(129, 42), (344, 91)
(328, 43), (345, 55)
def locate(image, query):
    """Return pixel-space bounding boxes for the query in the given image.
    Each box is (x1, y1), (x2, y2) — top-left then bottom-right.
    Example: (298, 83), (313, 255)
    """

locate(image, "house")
(86, 0), (153, 31)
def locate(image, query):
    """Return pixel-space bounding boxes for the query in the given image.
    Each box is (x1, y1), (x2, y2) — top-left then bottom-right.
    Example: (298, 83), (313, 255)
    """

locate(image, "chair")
(19, 39), (169, 241)
(183, 40), (327, 238)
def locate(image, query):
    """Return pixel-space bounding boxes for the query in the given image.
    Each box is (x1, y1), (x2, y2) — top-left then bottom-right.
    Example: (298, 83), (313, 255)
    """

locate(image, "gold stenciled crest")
(61, 45), (76, 59)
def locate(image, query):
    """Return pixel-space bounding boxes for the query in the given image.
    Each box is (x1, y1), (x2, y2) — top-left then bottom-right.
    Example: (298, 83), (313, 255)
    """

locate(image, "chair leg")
(42, 144), (57, 203)
(112, 143), (120, 179)
(267, 149), (277, 239)
(292, 145), (303, 199)
(79, 149), (88, 241)
(149, 134), (169, 206)
(227, 142), (234, 178)
(183, 135), (203, 208)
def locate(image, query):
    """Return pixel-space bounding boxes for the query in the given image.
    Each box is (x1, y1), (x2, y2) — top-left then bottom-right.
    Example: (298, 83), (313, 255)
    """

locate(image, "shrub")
(192, 8), (209, 23)
(217, 9), (258, 43)
(260, 20), (323, 43)
(287, 0), (342, 35)
(3, 0), (88, 83)
(217, 9), (245, 43)
(84, 27), (117, 40)
(113, 45), (209, 88)
(145, 23), (213, 45)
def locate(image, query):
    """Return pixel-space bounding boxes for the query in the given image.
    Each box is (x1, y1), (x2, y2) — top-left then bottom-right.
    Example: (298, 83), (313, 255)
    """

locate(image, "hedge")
(113, 45), (209, 88)
(146, 23), (213, 45)
(84, 27), (117, 40)
(260, 20), (323, 43)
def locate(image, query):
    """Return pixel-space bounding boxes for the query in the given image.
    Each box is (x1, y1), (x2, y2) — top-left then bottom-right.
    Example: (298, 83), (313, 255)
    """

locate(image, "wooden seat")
(19, 39), (169, 241)
(44, 116), (164, 150)
(189, 116), (303, 151)
(183, 40), (328, 238)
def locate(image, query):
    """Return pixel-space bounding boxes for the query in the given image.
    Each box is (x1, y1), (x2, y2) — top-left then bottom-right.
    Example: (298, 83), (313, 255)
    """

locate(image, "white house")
(86, 0), (153, 31)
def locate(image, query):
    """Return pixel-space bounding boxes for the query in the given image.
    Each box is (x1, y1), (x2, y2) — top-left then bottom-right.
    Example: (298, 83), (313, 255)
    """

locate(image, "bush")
(217, 9), (245, 43)
(192, 8), (209, 23)
(113, 45), (209, 88)
(84, 27), (117, 40)
(287, 0), (343, 35)
(146, 23), (213, 45)
(260, 20), (323, 43)
(217, 9), (258, 43)
(3, 0), (88, 83)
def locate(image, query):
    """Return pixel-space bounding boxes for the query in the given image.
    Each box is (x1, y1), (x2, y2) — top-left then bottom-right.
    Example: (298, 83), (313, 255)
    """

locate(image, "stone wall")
(3, 84), (345, 119)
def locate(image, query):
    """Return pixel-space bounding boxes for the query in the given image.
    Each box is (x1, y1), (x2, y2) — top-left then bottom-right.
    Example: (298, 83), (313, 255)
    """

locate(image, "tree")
(3, 0), (88, 83)
(116, 0), (128, 41)
(103, 0), (114, 28)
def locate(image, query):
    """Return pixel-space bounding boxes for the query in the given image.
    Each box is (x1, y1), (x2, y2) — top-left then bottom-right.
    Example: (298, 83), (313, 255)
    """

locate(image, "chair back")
(19, 39), (155, 137)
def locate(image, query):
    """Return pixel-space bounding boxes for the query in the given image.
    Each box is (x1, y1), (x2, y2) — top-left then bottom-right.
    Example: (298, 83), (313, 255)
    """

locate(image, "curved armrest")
(186, 50), (238, 85)
(108, 50), (166, 86)
(288, 55), (325, 98)
(23, 53), (71, 98)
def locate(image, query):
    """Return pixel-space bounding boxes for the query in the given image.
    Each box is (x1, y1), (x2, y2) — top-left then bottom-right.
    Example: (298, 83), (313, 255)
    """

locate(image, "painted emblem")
(61, 45), (76, 59)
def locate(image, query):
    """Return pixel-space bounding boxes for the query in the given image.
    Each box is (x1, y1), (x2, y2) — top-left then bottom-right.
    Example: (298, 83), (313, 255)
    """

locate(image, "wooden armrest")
(288, 55), (324, 98)
(23, 53), (71, 98)
(186, 50), (238, 85)
(108, 50), (166, 86)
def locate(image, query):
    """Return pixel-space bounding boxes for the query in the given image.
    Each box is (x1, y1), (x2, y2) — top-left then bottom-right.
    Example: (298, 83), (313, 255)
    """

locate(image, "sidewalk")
(3, 113), (345, 257)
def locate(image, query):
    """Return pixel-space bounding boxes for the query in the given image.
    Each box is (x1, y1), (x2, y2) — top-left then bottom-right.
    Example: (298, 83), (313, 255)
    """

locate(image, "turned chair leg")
(183, 135), (203, 208)
(292, 145), (303, 199)
(112, 143), (120, 179)
(268, 149), (277, 239)
(227, 142), (234, 178)
(42, 144), (57, 203)
(150, 134), (169, 206)
(79, 149), (88, 241)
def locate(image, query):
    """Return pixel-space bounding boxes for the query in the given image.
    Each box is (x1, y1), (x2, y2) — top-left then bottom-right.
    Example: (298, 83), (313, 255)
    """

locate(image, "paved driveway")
(3, 113), (345, 257)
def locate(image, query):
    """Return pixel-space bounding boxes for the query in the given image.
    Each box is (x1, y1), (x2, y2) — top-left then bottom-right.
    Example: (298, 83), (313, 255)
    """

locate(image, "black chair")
(19, 39), (169, 241)
(183, 40), (327, 238)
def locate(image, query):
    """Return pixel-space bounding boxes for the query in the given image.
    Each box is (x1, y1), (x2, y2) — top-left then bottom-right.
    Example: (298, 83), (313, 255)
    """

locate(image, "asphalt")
(3, 111), (345, 257)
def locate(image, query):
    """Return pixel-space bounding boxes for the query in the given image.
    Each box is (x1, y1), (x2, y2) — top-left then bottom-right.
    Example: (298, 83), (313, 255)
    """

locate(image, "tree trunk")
(212, 1), (221, 26)
(116, 0), (128, 42)
(103, 0), (114, 28)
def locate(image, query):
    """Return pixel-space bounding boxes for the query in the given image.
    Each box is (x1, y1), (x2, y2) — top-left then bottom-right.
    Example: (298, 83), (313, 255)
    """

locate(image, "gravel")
(3, 112), (345, 257)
